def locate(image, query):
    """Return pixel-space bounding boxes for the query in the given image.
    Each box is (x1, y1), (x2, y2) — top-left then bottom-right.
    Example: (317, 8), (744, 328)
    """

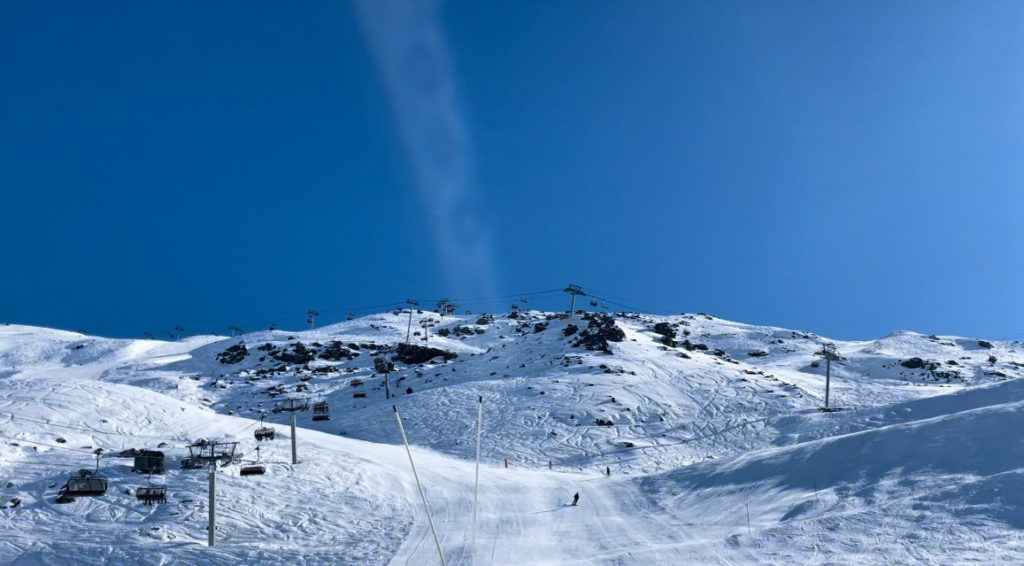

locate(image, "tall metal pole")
(208, 461), (216, 547)
(394, 406), (447, 566)
(290, 411), (297, 465)
(407, 308), (413, 344)
(385, 369), (391, 400)
(825, 357), (831, 409)
(472, 396), (482, 564)
(569, 294), (576, 315)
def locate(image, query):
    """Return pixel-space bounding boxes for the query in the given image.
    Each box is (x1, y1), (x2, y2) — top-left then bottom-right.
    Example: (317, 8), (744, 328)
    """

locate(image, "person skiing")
(606, 466), (610, 476)
(572, 492), (579, 506)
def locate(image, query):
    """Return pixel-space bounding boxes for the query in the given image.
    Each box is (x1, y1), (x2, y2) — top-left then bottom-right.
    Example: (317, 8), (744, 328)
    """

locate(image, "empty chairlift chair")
(240, 446), (266, 476)
(312, 401), (330, 422)
(136, 486), (167, 505)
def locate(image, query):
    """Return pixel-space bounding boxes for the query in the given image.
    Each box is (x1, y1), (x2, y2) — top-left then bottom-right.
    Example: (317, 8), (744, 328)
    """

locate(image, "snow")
(2, 311), (1024, 564)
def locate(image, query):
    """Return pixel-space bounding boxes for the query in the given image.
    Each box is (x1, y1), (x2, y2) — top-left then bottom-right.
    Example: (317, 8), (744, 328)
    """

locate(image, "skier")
(572, 492), (579, 506)
(606, 466), (610, 476)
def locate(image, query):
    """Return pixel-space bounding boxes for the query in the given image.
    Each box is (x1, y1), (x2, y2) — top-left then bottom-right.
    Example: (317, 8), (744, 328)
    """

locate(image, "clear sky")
(1, 1), (1022, 340)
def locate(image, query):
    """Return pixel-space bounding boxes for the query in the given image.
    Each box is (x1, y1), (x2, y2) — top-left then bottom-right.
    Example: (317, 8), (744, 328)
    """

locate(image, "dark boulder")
(216, 343), (248, 364)
(394, 343), (458, 365)
(571, 313), (626, 354)
(273, 343), (315, 364)
(318, 341), (352, 361)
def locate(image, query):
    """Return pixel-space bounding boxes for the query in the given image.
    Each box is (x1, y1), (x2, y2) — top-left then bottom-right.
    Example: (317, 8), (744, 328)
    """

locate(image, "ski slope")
(2, 312), (1024, 565)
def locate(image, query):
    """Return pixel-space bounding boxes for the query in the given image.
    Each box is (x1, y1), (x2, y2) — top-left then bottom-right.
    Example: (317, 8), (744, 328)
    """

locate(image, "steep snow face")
(2, 314), (1024, 565)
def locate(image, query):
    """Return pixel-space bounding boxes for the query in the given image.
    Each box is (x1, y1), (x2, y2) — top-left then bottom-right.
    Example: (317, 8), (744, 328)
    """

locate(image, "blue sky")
(1, 1), (1022, 340)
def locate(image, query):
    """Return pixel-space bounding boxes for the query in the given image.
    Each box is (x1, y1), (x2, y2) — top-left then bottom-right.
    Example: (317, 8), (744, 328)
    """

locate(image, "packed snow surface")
(2, 311), (1024, 565)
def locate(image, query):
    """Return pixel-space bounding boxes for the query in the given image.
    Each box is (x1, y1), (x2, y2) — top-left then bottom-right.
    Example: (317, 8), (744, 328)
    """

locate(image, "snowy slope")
(1, 313), (1023, 565)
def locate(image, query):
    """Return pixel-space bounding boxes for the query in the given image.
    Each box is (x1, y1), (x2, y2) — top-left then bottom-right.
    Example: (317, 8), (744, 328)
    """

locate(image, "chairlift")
(589, 299), (599, 307)
(600, 302), (608, 309)
(61, 470), (108, 498)
(240, 446), (266, 477)
(58, 448), (108, 501)
(312, 401), (330, 422)
(520, 296), (528, 303)
(136, 485), (167, 505)
(254, 414), (275, 442)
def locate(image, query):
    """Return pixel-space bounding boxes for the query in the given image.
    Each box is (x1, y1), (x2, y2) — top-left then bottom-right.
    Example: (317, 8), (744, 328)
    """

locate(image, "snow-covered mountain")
(2, 310), (1023, 565)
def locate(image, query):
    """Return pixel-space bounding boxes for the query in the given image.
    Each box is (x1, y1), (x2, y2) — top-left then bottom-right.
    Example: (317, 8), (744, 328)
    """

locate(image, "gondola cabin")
(132, 450), (165, 475)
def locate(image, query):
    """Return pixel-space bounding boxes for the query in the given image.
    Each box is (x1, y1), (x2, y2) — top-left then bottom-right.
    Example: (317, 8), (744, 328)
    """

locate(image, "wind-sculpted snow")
(2, 313), (1024, 564)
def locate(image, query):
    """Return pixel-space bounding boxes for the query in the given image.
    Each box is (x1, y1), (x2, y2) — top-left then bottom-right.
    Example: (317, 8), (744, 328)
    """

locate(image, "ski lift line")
(421, 287), (565, 304)
(586, 294), (649, 314)
(585, 288), (666, 314)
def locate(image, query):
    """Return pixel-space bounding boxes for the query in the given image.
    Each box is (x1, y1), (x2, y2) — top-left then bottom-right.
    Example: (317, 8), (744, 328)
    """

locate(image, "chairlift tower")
(188, 440), (238, 548)
(405, 298), (419, 344)
(420, 319), (435, 345)
(274, 398), (309, 464)
(375, 354), (395, 399)
(563, 284), (587, 316)
(306, 310), (320, 330)
(227, 325), (244, 337)
(817, 342), (841, 409)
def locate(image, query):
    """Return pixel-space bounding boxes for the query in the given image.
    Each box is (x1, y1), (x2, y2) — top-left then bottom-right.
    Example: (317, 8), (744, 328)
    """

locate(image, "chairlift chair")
(61, 470), (108, 498)
(254, 414), (275, 441)
(312, 401), (330, 422)
(136, 486), (167, 505)
(589, 299), (599, 307)
(240, 446), (266, 476)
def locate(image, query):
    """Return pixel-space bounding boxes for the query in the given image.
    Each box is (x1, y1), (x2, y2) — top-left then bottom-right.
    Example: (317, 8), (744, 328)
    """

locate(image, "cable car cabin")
(131, 450), (165, 475)
(312, 402), (330, 422)
(254, 426), (275, 441)
(136, 486), (167, 505)
(240, 464), (266, 476)
(61, 471), (108, 498)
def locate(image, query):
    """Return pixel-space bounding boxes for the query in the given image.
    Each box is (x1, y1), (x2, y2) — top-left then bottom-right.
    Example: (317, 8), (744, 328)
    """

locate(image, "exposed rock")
(571, 313), (625, 354)
(563, 324), (579, 337)
(273, 343), (315, 364)
(900, 357), (928, 369)
(394, 343), (457, 365)
(681, 340), (709, 352)
(216, 343), (248, 364)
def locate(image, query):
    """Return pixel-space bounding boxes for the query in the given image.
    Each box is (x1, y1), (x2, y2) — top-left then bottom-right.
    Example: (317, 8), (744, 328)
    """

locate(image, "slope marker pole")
(394, 405), (447, 566)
